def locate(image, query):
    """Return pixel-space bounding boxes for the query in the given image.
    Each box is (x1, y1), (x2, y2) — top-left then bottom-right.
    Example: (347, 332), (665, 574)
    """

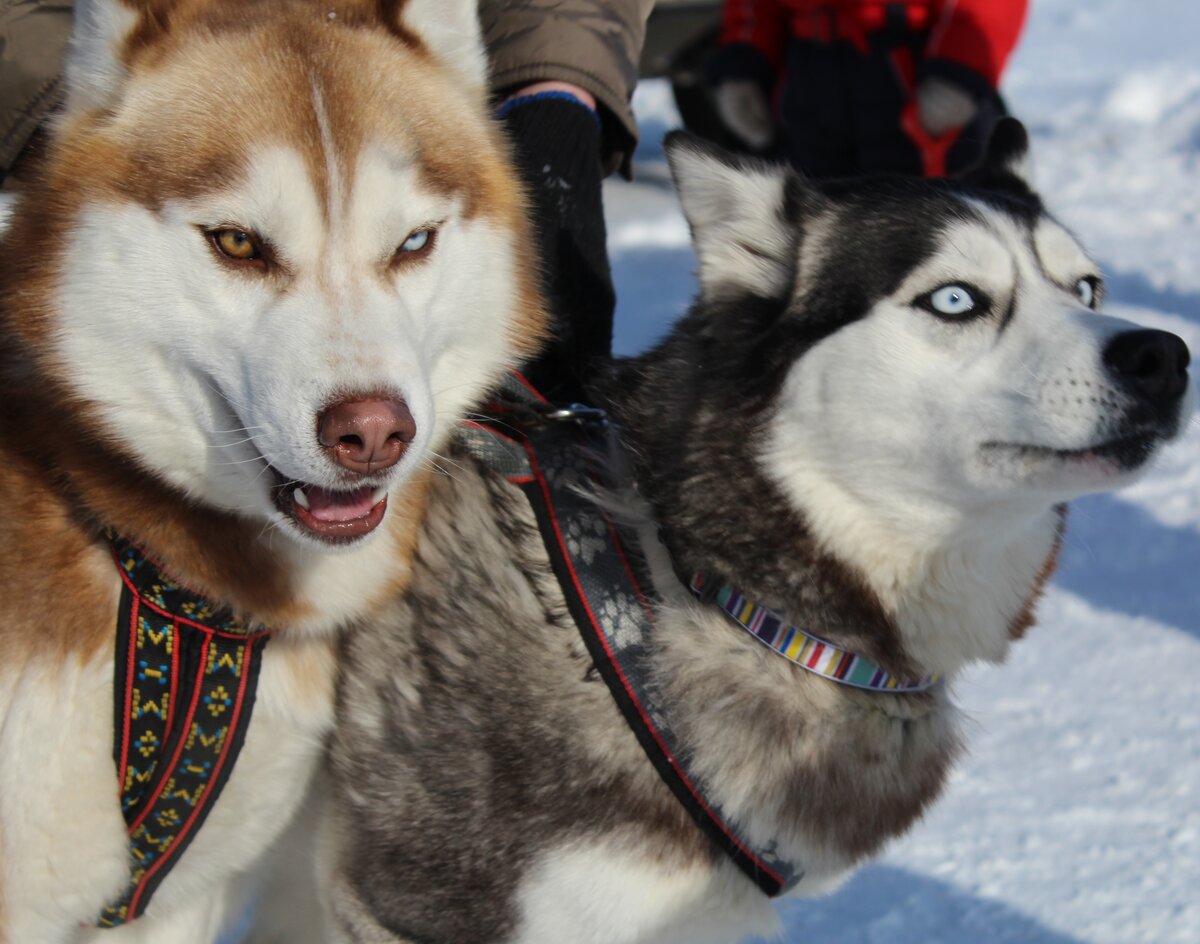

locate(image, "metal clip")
(541, 403), (609, 426)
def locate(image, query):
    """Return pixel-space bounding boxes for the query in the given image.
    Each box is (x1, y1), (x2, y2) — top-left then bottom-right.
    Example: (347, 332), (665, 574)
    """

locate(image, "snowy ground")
(605, 2), (1199, 942)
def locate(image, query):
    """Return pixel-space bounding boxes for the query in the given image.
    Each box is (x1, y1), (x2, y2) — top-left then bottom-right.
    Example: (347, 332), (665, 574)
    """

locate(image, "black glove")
(500, 93), (615, 403)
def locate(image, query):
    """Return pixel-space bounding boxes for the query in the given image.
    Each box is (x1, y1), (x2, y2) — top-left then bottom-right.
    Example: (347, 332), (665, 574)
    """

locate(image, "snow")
(604, 1), (1200, 941)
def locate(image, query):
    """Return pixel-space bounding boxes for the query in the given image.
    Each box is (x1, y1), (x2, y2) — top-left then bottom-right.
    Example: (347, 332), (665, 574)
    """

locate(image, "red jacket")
(719, 0), (1028, 94)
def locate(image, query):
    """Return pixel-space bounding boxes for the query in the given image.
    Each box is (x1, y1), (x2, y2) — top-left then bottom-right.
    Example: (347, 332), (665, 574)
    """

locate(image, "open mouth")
(270, 473), (389, 543)
(982, 431), (1161, 471)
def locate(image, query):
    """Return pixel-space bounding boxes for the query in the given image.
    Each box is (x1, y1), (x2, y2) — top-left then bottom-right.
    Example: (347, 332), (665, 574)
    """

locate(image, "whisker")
(256, 517), (285, 543)
(210, 435), (263, 449)
(207, 424), (267, 436)
(421, 458), (457, 480)
(201, 377), (251, 414)
(251, 462), (278, 486)
(431, 380), (493, 397)
(426, 449), (468, 474)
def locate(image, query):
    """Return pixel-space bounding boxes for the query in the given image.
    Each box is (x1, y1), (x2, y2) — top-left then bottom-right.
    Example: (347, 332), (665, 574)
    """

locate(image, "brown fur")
(57, 6), (497, 214)
(0, 0), (541, 663)
(1009, 506), (1068, 640)
(0, 3), (545, 934)
(8, 6), (540, 336)
(37, 0), (547, 357)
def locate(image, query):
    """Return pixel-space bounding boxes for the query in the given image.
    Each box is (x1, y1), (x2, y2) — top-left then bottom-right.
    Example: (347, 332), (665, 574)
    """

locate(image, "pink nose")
(317, 396), (416, 475)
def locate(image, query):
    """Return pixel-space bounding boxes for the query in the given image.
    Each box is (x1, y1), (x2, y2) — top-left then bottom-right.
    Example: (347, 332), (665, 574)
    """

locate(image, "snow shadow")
(1106, 267), (1200, 325)
(634, 118), (674, 163)
(1055, 493), (1200, 638)
(746, 865), (1088, 944)
(611, 246), (696, 356)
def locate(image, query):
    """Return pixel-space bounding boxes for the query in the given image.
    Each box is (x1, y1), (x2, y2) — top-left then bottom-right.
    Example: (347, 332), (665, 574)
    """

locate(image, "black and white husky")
(323, 122), (1193, 944)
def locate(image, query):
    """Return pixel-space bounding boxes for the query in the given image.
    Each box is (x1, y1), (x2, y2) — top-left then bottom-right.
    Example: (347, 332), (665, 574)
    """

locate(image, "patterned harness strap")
(98, 532), (272, 928)
(458, 375), (800, 897)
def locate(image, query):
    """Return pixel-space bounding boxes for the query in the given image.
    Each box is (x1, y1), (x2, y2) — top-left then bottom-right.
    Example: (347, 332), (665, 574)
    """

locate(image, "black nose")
(1103, 329), (1190, 405)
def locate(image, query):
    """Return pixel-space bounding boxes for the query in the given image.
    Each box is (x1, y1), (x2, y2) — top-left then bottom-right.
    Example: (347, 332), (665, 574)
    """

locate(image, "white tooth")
(293, 488), (311, 510)
(371, 486), (388, 505)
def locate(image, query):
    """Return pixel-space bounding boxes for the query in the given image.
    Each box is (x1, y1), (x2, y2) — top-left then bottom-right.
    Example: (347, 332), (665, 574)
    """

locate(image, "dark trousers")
(778, 37), (1003, 179)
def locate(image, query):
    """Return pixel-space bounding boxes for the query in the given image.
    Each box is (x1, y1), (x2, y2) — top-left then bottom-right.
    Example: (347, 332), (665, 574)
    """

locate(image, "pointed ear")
(391, 0), (488, 94)
(971, 117), (1034, 188)
(664, 132), (804, 300)
(63, 0), (167, 116)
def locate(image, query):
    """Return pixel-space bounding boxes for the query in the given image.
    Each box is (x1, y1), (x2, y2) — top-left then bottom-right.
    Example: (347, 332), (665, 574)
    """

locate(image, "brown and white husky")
(0, 0), (543, 940)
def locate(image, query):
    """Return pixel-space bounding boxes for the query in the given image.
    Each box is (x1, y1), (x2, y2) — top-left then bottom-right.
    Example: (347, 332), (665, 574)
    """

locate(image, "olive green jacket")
(0, 0), (72, 173)
(0, 0), (652, 177)
(481, 0), (655, 174)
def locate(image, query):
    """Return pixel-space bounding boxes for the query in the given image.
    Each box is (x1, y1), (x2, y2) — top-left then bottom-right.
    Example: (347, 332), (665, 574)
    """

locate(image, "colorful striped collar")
(688, 574), (940, 693)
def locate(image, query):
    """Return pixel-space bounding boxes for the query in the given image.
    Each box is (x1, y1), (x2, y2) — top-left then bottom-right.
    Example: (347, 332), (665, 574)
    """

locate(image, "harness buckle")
(540, 402), (609, 426)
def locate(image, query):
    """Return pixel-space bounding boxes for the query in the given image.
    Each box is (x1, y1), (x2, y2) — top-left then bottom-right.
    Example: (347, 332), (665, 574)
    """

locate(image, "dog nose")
(1103, 329), (1190, 406)
(318, 395), (416, 475)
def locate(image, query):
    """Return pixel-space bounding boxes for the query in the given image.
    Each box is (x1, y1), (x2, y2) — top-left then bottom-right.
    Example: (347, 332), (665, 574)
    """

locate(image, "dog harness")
(460, 375), (938, 897)
(459, 378), (799, 894)
(97, 532), (271, 928)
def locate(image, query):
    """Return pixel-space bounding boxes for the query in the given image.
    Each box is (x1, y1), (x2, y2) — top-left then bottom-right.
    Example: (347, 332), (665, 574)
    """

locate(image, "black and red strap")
(99, 533), (271, 928)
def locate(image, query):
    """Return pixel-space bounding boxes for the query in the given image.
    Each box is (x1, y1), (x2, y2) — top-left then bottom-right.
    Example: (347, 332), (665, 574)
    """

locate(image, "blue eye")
(915, 282), (991, 320)
(928, 284), (976, 316)
(399, 228), (433, 254)
(1074, 276), (1097, 308)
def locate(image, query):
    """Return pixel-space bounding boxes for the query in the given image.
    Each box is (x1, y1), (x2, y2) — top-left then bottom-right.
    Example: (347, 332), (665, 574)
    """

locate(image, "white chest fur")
(515, 837), (778, 944)
(0, 630), (334, 943)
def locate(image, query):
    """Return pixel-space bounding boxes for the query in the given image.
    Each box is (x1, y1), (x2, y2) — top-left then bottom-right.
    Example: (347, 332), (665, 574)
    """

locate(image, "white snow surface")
(606, 2), (1198, 942)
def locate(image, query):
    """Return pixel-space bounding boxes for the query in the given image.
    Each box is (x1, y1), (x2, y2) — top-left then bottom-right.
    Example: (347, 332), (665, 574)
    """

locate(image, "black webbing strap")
(99, 533), (271, 928)
(458, 377), (799, 896)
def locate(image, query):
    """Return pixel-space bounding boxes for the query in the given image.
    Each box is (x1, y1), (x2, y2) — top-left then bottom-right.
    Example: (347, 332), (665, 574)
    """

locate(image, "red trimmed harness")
(97, 532), (271, 928)
(458, 376), (800, 896)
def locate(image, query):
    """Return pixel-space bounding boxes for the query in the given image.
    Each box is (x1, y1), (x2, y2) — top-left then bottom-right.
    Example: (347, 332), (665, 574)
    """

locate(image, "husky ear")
(971, 117), (1033, 188)
(63, 0), (171, 116)
(664, 131), (802, 300)
(389, 0), (488, 94)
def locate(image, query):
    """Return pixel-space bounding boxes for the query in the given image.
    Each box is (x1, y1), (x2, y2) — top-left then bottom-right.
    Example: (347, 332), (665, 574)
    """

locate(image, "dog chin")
(979, 429), (1171, 490)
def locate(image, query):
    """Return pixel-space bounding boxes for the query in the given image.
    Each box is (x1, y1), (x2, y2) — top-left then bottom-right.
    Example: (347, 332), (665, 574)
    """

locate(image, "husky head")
(662, 124), (1192, 672)
(3, 0), (543, 549)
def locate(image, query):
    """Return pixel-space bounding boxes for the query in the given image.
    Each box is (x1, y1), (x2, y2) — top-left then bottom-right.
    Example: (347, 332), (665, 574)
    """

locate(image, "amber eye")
(209, 228), (263, 263)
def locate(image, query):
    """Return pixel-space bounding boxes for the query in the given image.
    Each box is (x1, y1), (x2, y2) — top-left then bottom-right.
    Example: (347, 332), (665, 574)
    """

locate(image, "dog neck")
(582, 385), (962, 890)
(756, 420), (1067, 678)
(602, 336), (1064, 680)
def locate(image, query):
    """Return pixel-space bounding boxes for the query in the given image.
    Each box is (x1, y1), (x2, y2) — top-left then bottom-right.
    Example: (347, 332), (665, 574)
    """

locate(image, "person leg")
(852, 48), (924, 177)
(778, 39), (857, 178)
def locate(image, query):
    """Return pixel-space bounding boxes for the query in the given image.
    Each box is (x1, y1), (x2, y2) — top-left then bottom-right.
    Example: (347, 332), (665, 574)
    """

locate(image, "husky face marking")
(766, 201), (1189, 521)
(42, 3), (540, 550)
(666, 127), (1191, 675)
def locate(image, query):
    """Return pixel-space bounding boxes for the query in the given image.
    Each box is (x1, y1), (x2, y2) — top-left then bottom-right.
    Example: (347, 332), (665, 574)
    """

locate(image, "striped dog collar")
(689, 574), (940, 693)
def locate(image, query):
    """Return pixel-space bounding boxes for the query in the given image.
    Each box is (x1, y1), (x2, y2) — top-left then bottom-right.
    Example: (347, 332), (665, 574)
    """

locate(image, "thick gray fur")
(323, 125), (1190, 943)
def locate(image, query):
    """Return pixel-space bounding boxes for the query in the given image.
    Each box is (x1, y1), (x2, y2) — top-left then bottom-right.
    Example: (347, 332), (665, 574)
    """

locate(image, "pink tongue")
(303, 485), (380, 522)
